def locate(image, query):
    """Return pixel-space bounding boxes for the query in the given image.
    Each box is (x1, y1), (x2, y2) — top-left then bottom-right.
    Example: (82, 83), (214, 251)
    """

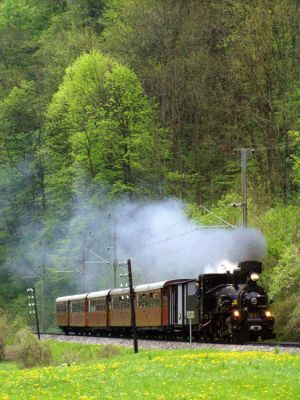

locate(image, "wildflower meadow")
(0, 341), (300, 399)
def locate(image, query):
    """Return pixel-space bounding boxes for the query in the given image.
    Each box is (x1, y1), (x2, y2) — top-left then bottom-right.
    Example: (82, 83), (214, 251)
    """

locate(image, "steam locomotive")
(56, 260), (275, 342)
(195, 260), (275, 341)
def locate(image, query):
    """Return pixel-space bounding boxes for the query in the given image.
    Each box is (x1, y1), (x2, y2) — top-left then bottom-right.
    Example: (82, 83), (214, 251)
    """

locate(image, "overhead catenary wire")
(252, 141), (299, 152)
(88, 249), (110, 264)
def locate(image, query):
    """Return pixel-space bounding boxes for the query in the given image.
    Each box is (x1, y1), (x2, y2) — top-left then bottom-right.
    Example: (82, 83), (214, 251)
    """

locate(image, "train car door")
(84, 298), (88, 327)
(67, 300), (70, 327)
(170, 284), (184, 326)
(162, 287), (169, 326)
(177, 285), (183, 325)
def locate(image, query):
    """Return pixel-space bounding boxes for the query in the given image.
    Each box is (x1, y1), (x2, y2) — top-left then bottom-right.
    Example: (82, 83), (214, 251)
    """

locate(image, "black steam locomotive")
(195, 261), (275, 341)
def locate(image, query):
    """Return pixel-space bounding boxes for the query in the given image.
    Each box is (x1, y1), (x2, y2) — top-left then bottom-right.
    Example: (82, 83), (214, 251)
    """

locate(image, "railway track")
(40, 333), (300, 352)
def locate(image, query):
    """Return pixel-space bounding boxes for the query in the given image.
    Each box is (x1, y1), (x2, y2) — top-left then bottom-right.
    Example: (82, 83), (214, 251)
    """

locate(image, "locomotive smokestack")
(238, 261), (262, 274)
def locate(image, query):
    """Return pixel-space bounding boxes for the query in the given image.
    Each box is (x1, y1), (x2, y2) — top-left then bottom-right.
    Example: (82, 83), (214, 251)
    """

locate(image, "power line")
(139, 225), (233, 251)
(199, 205), (237, 228)
(251, 141), (299, 153)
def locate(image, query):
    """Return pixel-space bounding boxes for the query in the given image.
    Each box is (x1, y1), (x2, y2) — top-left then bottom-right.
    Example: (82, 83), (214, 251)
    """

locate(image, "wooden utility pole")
(113, 220), (118, 288)
(241, 148), (248, 228)
(41, 258), (45, 332)
(82, 238), (87, 292)
(127, 259), (138, 353)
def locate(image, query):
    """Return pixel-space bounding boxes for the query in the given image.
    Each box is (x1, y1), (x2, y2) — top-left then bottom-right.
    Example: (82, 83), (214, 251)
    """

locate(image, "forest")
(0, 0), (299, 339)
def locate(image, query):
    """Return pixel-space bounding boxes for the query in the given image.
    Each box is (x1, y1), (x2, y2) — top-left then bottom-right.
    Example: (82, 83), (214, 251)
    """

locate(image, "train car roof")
(56, 293), (88, 302)
(134, 281), (167, 293)
(87, 290), (110, 299)
(110, 287), (130, 295)
(55, 279), (194, 302)
(134, 279), (193, 293)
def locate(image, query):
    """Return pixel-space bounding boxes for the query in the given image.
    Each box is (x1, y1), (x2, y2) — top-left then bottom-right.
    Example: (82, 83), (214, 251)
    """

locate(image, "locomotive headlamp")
(265, 310), (272, 318)
(250, 273), (259, 282)
(233, 310), (240, 318)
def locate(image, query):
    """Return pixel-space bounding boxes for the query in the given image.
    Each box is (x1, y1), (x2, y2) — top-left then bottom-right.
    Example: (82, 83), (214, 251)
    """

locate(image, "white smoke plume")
(114, 199), (266, 282)
(10, 197), (266, 292)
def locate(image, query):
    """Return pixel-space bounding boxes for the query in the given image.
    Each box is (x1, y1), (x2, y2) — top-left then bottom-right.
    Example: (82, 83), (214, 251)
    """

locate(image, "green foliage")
(267, 244), (300, 340)
(0, 314), (28, 361)
(48, 341), (123, 365)
(98, 344), (122, 359)
(35, 9), (102, 104)
(260, 208), (300, 339)
(269, 245), (300, 298)
(100, 0), (300, 202)
(5, 316), (27, 346)
(0, 314), (9, 361)
(289, 130), (300, 189)
(45, 50), (167, 208)
(259, 206), (300, 259)
(5, 328), (52, 368)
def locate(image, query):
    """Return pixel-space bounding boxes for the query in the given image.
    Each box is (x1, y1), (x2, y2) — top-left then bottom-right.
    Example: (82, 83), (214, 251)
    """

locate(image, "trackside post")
(27, 287), (40, 340)
(187, 311), (195, 349)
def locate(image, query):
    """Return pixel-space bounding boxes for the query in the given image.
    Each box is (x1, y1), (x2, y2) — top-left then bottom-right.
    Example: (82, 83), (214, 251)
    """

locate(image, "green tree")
(101, 0), (300, 204)
(220, 0), (300, 200)
(0, 0), (64, 96)
(0, 81), (45, 227)
(34, 1), (103, 106)
(289, 130), (300, 189)
(45, 51), (167, 216)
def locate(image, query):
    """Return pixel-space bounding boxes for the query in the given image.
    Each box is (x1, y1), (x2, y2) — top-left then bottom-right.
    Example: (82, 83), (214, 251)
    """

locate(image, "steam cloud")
(114, 199), (266, 282)
(10, 198), (266, 292)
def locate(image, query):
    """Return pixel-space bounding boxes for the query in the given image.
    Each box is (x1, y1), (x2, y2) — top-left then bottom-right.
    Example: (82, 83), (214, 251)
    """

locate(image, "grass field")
(0, 341), (300, 399)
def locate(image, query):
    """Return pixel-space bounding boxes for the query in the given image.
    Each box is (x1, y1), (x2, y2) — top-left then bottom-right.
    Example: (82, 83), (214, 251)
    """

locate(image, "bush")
(5, 328), (52, 368)
(5, 315), (27, 346)
(272, 294), (300, 341)
(98, 345), (122, 359)
(0, 313), (9, 361)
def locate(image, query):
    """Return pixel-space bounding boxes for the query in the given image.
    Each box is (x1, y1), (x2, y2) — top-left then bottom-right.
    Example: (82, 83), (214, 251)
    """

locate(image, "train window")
(137, 292), (161, 308)
(89, 299), (106, 312)
(111, 295), (130, 309)
(56, 303), (68, 313)
(121, 296), (130, 309)
(138, 293), (149, 308)
(149, 292), (160, 307)
(71, 301), (84, 313)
